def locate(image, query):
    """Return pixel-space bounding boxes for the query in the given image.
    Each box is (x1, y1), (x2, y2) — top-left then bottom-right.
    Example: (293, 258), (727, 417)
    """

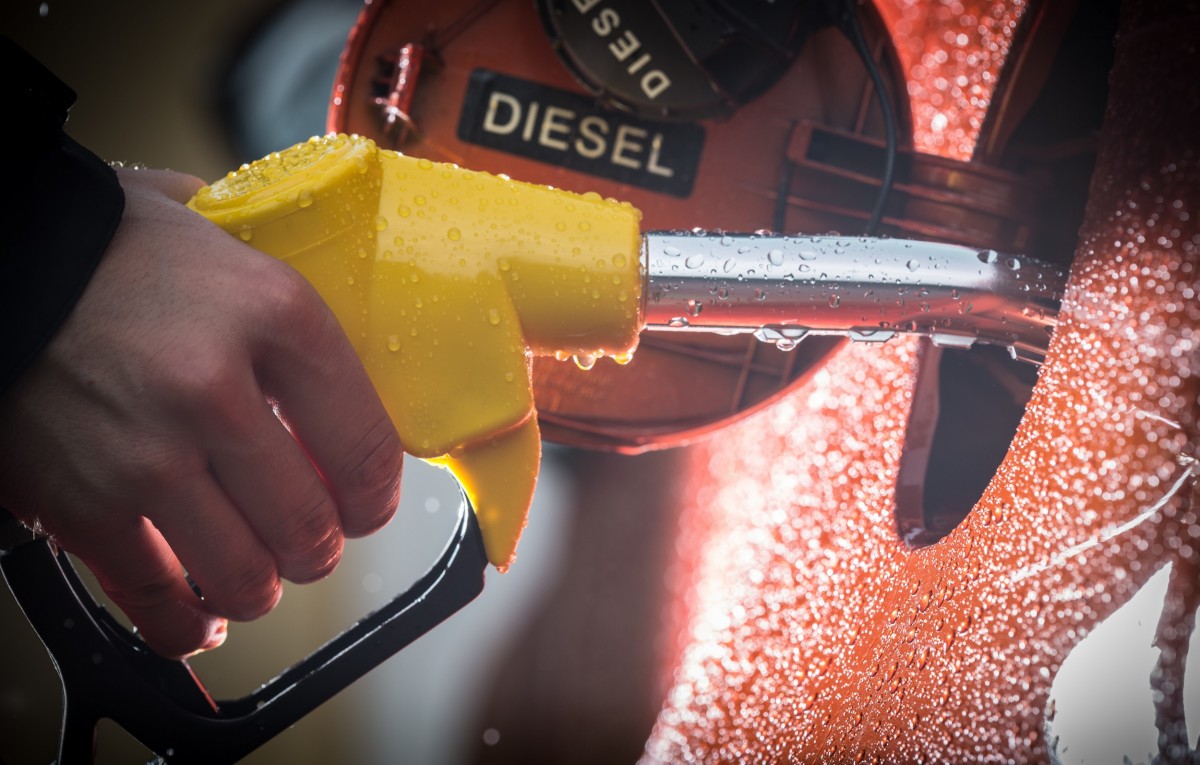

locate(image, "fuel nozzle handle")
(641, 232), (1066, 364)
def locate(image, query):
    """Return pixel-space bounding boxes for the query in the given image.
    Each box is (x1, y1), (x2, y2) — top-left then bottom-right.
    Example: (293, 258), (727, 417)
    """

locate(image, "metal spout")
(641, 232), (1066, 364)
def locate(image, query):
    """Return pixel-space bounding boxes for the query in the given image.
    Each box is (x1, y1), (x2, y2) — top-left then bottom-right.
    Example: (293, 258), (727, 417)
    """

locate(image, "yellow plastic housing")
(189, 134), (644, 569)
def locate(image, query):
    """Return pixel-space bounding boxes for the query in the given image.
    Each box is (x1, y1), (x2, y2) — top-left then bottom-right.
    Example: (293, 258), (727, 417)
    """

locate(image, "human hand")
(0, 167), (404, 658)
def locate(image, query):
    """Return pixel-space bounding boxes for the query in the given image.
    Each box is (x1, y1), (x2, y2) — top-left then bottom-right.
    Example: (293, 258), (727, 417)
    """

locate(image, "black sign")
(457, 69), (704, 198)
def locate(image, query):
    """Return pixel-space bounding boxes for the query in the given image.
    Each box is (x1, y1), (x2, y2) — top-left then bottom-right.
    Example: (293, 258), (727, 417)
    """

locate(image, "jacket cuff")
(0, 39), (126, 395)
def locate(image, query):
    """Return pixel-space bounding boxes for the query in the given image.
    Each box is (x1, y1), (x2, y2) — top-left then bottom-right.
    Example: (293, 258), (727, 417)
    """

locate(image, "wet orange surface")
(874, 0), (1029, 160)
(643, 0), (1199, 762)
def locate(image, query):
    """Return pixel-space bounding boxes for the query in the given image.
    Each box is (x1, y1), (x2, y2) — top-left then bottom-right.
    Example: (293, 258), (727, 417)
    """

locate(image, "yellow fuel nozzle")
(189, 134), (644, 571)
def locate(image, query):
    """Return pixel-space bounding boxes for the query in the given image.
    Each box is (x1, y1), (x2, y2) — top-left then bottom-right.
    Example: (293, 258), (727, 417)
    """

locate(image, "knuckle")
(105, 563), (180, 614)
(259, 264), (324, 331)
(125, 444), (202, 495)
(256, 264), (353, 362)
(224, 556), (281, 621)
(340, 418), (403, 537)
(164, 355), (248, 430)
(275, 492), (343, 581)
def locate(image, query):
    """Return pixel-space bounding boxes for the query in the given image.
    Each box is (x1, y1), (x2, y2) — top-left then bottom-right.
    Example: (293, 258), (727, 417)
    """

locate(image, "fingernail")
(199, 618), (228, 652)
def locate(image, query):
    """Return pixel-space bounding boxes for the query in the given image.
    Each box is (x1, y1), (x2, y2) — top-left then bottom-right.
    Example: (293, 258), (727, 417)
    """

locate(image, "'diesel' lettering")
(539, 106), (573, 151)
(640, 71), (670, 99)
(460, 71), (700, 196)
(477, 89), (676, 178)
(591, 7), (619, 35)
(483, 92), (521, 135)
(521, 102), (540, 142)
(646, 133), (673, 178)
(611, 124), (644, 170)
(572, 2), (673, 101)
(575, 116), (608, 159)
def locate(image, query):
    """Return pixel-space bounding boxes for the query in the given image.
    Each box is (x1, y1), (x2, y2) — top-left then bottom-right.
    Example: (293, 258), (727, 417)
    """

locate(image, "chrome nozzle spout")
(641, 232), (1066, 364)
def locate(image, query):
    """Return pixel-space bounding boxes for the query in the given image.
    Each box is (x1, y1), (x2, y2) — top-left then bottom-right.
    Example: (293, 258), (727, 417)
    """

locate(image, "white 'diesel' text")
(570, 0), (672, 100)
(482, 91), (676, 178)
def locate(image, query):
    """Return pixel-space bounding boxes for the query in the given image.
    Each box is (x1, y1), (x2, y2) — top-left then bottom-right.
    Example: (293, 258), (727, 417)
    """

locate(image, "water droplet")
(297, 189), (314, 208)
(374, 215), (388, 231)
(828, 294), (841, 308)
(906, 259), (920, 271)
(488, 308), (501, 326)
(768, 249), (784, 267)
(686, 299), (703, 317)
(668, 316), (689, 328)
(613, 351), (634, 365)
(447, 227), (461, 241)
(504, 371), (514, 382)
(1006, 256), (1022, 270)
(346, 276), (355, 286)
(573, 354), (597, 370)
(685, 253), (705, 269)
(387, 335), (401, 352)
(663, 246), (681, 257)
(613, 254), (627, 268)
(977, 249), (998, 264)
(238, 227), (253, 242)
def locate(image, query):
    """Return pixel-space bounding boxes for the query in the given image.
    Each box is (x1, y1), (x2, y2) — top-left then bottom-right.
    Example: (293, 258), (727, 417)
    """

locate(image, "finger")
(150, 475), (283, 622)
(63, 515), (227, 659)
(118, 167), (206, 203)
(208, 393), (345, 584)
(255, 277), (404, 538)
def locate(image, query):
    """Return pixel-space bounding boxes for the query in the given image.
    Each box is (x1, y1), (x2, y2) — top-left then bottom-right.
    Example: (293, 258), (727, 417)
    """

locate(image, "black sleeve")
(0, 36), (125, 395)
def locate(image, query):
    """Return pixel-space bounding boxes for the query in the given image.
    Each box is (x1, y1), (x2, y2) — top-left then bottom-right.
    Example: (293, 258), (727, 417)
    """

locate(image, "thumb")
(117, 167), (207, 204)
